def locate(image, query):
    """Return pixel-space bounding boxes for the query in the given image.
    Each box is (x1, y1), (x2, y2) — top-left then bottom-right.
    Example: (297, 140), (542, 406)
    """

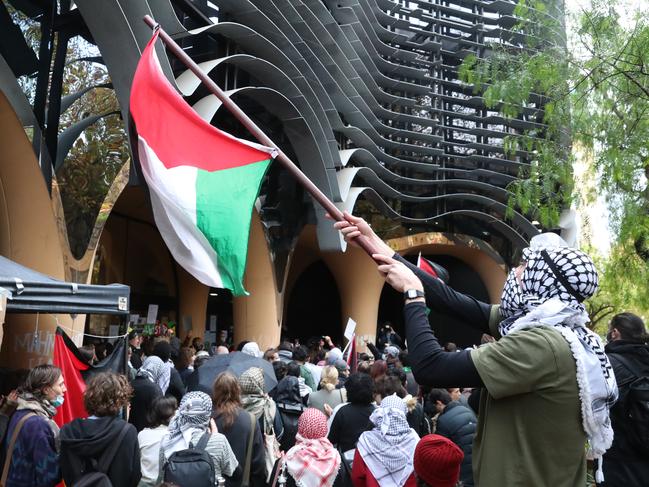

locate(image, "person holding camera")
(377, 322), (402, 351)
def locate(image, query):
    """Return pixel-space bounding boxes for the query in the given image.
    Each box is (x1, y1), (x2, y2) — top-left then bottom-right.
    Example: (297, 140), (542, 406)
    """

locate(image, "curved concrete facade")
(0, 0), (565, 356)
(0, 92), (79, 368)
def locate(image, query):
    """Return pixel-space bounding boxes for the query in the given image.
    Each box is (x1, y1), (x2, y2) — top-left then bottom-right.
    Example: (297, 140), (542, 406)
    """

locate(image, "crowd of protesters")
(0, 328), (479, 487)
(0, 220), (648, 487)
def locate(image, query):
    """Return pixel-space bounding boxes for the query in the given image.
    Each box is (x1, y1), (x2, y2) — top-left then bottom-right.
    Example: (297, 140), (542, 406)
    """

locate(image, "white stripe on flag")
(138, 136), (224, 288)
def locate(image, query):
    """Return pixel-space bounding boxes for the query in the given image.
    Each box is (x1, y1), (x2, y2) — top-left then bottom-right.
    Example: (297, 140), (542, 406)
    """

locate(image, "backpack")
(276, 402), (304, 452)
(71, 422), (131, 487)
(0, 396), (18, 469)
(336, 446), (354, 487)
(610, 353), (649, 456)
(163, 432), (214, 487)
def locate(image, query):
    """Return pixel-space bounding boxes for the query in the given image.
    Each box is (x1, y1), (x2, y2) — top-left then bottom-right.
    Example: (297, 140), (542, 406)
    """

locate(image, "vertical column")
(0, 93), (72, 368)
(232, 212), (282, 351)
(177, 264), (209, 340)
(321, 245), (385, 352)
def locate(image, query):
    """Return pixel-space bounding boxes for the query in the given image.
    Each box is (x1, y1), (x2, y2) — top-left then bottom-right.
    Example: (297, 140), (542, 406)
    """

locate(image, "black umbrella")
(187, 351), (277, 393)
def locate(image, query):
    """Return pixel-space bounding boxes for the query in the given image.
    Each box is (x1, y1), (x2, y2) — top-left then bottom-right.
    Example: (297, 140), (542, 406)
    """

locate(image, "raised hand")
(373, 254), (424, 294)
(330, 211), (393, 256)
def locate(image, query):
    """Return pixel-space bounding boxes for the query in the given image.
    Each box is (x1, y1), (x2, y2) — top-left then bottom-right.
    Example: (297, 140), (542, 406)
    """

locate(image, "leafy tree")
(460, 0), (649, 318)
(8, 4), (128, 260)
(56, 39), (127, 259)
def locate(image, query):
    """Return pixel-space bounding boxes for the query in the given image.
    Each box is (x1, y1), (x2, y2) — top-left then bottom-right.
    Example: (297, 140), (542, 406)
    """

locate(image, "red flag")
(417, 252), (440, 279)
(53, 327), (127, 426)
(53, 329), (89, 426)
(346, 333), (357, 373)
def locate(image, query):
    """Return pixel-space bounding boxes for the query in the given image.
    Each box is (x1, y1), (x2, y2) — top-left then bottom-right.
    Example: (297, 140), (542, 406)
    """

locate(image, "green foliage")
(459, 38), (574, 227)
(460, 0), (649, 317)
(8, 4), (128, 260)
(587, 241), (649, 333)
(55, 38), (128, 259)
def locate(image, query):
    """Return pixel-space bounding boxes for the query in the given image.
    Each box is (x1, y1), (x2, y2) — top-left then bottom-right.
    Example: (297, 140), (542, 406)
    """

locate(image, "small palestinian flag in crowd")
(417, 252), (440, 279)
(346, 333), (357, 373)
(52, 327), (127, 427)
(416, 253), (450, 284)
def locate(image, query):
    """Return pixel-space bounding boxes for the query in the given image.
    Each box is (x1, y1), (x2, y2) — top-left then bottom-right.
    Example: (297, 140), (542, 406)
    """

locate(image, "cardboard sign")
(146, 304), (158, 324)
(344, 318), (356, 341)
(181, 315), (192, 333)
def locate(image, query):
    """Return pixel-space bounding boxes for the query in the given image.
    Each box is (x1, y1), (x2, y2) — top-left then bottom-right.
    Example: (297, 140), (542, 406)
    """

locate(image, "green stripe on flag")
(195, 159), (272, 296)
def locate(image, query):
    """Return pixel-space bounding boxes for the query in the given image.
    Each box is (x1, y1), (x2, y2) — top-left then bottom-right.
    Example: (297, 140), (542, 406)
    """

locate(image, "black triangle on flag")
(53, 327), (128, 427)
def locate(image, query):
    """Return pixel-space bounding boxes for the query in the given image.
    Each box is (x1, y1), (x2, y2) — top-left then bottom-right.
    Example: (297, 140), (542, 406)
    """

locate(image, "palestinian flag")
(417, 252), (440, 279)
(129, 30), (277, 296)
(346, 333), (357, 373)
(52, 327), (127, 426)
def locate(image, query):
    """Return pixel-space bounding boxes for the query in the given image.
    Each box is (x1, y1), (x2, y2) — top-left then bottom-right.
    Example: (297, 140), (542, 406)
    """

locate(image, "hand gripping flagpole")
(142, 16), (382, 259)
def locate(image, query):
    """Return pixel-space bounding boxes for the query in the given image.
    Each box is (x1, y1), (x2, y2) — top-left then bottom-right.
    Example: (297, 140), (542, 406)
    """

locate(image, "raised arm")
(333, 212), (495, 334)
(394, 254), (492, 333)
(404, 301), (483, 387)
(372, 254), (483, 387)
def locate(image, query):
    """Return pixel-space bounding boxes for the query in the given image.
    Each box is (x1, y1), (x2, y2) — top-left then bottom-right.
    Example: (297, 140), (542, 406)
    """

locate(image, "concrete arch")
(284, 224), (384, 347)
(389, 232), (508, 304)
(0, 91), (78, 368)
(232, 212), (283, 350)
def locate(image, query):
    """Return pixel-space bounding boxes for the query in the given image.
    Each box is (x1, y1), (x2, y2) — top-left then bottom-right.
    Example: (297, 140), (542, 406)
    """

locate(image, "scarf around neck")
(16, 393), (60, 445)
(239, 367), (276, 434)
(356, 395), (419, 487)
(17, 392), (57, 418)
(285, 408), (340, 487)
(137, 355), (171, 394)
(499, 235), (617, 477)
(161, 391), (211, 458)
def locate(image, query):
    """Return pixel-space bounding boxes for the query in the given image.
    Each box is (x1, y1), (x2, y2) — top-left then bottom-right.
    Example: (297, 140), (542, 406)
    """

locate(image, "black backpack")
(611, 353), (649, 456)
(72, 422), (131, 487)
(276, 402), (304, 451)
(163, 432), (215, 487)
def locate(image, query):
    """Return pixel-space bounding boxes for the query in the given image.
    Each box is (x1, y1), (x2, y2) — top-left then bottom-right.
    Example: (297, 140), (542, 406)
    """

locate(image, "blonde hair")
(320, 365), (339, 392)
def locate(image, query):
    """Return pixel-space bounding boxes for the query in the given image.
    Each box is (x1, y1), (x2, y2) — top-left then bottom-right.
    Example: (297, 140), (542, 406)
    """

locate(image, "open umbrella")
(187, 351), (277, 393)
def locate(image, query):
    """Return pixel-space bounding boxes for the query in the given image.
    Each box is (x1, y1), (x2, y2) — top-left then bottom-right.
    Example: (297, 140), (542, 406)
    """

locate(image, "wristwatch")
(404, 289), (425, 300)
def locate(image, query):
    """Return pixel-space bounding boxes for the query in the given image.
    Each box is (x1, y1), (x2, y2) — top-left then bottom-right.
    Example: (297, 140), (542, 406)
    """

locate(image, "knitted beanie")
(413, 434), (464, 487)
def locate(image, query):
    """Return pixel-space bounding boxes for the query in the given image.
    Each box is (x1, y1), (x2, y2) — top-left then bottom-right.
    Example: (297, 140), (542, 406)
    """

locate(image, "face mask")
(51, 395), (64, 408)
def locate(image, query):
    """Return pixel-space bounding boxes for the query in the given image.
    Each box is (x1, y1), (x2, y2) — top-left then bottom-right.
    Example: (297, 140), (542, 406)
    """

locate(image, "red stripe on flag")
(130, 31), (274, 172)
(417, 252), (439, 279)
(347, 334), (357, 373)
(53, 333), (89, 427)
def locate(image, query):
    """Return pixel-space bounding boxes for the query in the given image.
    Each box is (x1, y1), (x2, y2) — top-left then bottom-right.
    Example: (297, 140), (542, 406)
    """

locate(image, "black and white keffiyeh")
(161, 391), (212, 458)
(356, 394), (419, 487)
(137, 355), (171, 394)
(499, 233), (617, 480)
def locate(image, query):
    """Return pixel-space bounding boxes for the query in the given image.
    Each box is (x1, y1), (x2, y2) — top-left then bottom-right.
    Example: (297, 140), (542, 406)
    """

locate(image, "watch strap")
(404, 289), (425, 300)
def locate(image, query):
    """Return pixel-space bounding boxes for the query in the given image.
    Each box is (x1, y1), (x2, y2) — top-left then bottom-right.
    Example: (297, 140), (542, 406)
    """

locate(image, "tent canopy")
(0, 256), (129, 315)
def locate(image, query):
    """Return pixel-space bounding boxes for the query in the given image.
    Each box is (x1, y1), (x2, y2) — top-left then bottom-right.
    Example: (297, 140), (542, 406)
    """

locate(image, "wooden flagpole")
(142, 16), (382, 258)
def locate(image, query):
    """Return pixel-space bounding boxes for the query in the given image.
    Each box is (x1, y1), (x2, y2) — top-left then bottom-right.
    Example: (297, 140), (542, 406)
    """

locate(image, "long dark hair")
(212, 372), (241, 429)
(611, 313), (649, 343)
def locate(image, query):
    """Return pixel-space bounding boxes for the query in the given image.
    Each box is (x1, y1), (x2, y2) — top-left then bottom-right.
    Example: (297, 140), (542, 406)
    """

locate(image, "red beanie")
(413, 434), (464, 487)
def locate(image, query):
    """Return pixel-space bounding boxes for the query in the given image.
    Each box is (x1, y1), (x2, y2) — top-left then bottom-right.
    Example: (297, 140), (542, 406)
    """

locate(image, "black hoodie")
(601, 340), (649, 486)
(59, 416), (141, 487)
(272, 376), (304, 452)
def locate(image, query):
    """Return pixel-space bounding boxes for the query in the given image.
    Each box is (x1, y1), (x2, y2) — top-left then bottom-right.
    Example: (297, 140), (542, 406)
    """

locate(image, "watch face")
(406, 289), (416, 299)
